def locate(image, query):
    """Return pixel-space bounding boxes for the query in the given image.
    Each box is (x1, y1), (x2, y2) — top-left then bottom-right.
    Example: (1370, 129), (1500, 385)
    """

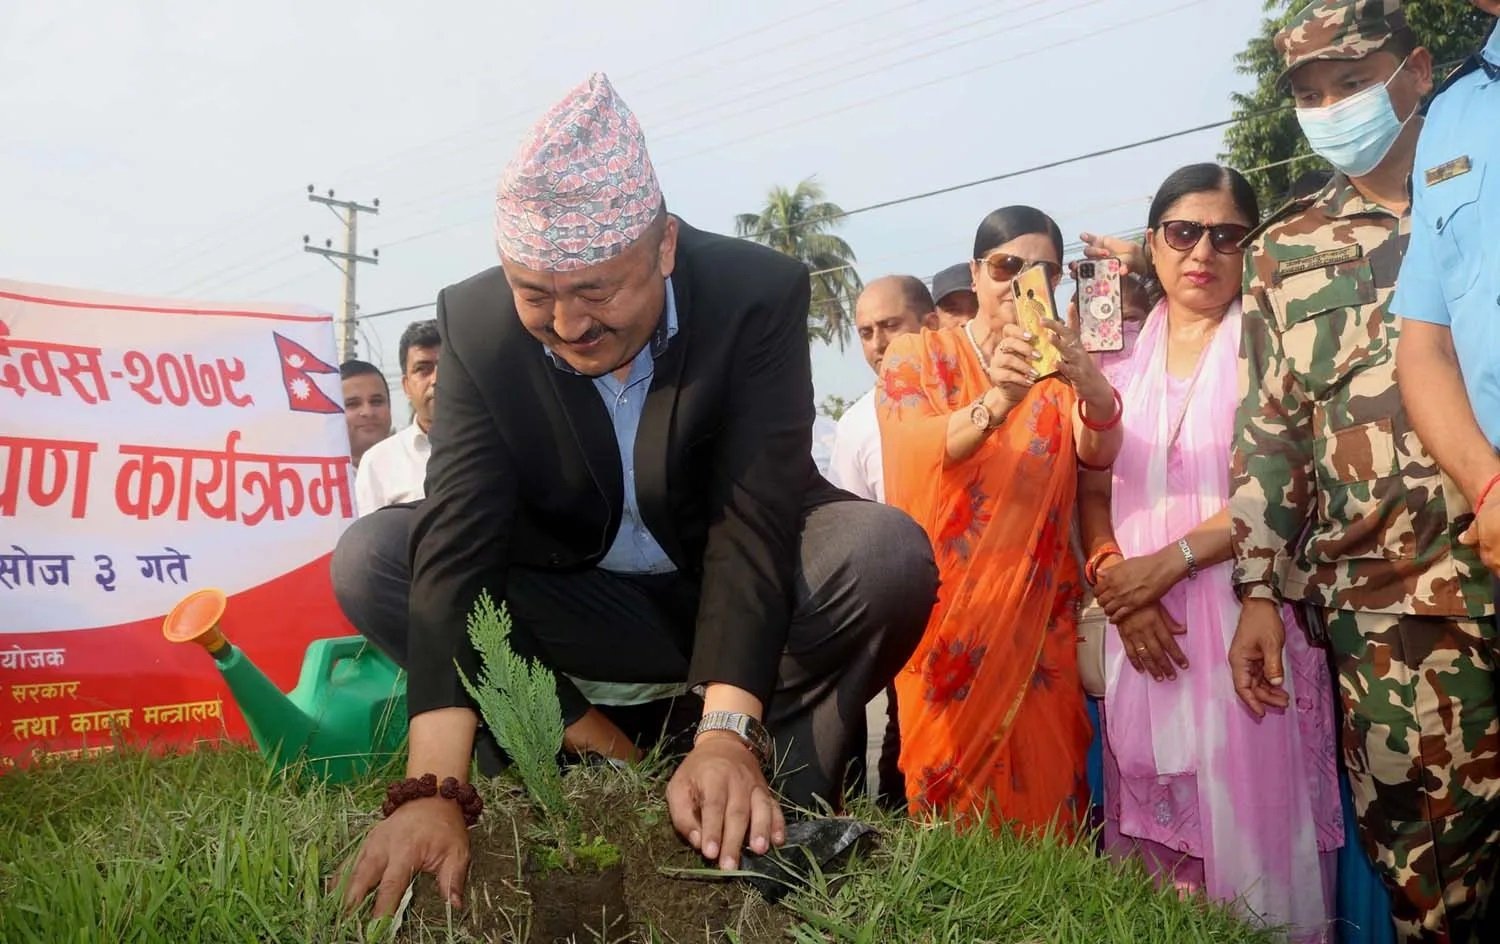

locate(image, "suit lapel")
(636, 265), (691, 565)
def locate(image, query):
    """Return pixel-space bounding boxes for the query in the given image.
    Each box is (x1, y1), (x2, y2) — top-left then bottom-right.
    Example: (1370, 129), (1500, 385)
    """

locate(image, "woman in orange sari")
(877, 206), (1123, 835)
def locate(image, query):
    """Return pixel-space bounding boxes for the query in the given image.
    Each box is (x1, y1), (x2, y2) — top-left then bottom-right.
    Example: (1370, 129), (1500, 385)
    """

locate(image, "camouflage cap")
(1275, 0), (1410, 83)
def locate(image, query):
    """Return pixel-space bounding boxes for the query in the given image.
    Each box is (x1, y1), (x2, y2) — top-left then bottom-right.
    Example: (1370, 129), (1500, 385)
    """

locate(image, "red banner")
(1, 280), (355, 767)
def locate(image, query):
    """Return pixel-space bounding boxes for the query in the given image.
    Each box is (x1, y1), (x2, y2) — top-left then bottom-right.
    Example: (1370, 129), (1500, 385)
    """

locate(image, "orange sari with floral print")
(876, 326), (1091, 837)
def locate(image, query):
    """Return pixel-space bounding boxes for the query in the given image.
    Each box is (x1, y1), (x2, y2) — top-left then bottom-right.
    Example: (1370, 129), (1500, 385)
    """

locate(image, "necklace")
(1163, 322), (1221, 449)
(963, 320), (990, 370)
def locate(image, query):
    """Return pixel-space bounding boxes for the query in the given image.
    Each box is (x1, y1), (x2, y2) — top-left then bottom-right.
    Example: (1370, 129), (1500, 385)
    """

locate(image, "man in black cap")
(929, 262), (978, 328)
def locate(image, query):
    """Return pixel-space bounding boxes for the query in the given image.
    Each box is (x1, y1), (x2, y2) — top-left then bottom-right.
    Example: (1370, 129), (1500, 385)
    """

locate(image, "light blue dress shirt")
(546, 279), (679, 574)
(1393, 26), (1500, 448)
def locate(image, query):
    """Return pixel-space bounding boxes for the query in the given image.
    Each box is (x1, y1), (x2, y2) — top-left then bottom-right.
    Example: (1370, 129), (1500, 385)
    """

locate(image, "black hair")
(1147, 163), (1261, 230)
(339, 359), (388, 395)
(398, 319), (441, 374)
(972, 206), (1064, 263)
(1383, 27), (1419, 61)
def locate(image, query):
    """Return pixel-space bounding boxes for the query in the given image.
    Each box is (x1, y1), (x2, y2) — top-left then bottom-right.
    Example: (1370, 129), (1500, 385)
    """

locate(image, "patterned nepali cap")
(494, 73), (663, 272)
(1276, 0), (1409, 84)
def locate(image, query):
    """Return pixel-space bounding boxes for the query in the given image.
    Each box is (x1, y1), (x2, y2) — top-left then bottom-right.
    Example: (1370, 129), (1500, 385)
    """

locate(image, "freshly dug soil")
(524, 855), (629, 943)
(405, 776), (788, 942)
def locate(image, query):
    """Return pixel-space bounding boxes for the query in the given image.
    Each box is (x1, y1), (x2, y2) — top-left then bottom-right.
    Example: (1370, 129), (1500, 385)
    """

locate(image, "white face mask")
(1294, 56), (1414, 177)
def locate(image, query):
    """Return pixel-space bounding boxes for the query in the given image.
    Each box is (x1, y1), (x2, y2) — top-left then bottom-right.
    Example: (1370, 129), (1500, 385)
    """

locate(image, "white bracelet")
(1177, 538), (1198, 580)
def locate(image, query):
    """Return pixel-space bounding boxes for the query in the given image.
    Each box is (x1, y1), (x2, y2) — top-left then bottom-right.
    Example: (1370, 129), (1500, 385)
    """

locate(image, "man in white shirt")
(355, 320), (440, 516)
(828, 276), (937, 502)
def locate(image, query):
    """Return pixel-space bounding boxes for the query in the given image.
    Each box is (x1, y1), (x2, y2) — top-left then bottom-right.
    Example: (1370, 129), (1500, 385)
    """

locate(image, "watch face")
(970, 402), (990, 430)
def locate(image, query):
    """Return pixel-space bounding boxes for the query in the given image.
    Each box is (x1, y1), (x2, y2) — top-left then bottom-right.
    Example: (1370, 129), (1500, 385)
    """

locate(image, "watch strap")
(695, 711), (772, 767)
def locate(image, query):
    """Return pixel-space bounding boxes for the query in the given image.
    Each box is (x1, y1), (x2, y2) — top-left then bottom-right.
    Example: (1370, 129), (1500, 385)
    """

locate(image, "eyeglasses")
(1158, 220), (1251, 255)
(976, 252), (1062, 284)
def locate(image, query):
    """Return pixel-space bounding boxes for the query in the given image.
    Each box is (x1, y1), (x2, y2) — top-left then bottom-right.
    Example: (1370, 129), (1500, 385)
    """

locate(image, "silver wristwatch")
(695, 711), (773, 767)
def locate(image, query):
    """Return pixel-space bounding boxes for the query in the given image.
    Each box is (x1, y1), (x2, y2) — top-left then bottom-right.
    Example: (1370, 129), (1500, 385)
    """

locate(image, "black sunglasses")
(976, 252), (1062, 284)
(1158, 220), (1251, 255)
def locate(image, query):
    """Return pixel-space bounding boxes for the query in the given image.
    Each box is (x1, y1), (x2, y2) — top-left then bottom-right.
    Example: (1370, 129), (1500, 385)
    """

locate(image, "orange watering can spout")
(163, 588), (231, 659)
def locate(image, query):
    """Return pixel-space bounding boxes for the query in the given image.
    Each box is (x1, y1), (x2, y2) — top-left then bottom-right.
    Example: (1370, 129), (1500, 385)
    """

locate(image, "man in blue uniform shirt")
(1394, 3), (1500, 582)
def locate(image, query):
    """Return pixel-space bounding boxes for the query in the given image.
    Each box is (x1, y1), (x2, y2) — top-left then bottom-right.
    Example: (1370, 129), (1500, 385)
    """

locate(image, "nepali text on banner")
(0, 279), (356, 766)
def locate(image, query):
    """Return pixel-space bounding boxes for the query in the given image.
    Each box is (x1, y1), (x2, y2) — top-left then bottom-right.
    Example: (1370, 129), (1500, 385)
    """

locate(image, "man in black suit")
(334, 73), (936, 915)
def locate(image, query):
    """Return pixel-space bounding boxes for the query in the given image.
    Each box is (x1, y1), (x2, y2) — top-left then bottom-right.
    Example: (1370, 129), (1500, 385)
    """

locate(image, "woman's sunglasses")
(1158, 220), (1251, 255)
(976, 252), (1062, 284)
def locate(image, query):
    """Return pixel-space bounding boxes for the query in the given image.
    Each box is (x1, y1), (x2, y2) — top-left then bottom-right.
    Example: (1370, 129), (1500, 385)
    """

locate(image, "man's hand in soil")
(667, 733), (786, 871)
(340, 796), (471, 917)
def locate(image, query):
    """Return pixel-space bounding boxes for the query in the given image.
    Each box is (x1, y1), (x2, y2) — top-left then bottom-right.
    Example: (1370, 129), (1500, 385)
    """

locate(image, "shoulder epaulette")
(1239, 192), (1317, 250)
(1432, 56), (1482, 101)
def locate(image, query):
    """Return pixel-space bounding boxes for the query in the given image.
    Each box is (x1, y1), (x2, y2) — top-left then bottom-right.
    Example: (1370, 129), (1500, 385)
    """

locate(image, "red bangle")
(381, 773), (484, 827)
(1078, 387), (1123, 432)
(1477, 472), (1500, 515)
(1085, 543), (1122, 586)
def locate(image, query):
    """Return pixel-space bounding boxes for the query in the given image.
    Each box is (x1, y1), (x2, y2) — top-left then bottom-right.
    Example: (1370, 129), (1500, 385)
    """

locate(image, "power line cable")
(351, 114), (1291, 322)
(128, 2), (864, 281)
(359, 0), (1117, 242)
(369, 0), (1199, 251)
(649, 0), (1107, 145)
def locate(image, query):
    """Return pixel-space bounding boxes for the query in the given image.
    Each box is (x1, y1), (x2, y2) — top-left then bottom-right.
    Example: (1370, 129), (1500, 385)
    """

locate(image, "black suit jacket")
(407, 220), (843, 715)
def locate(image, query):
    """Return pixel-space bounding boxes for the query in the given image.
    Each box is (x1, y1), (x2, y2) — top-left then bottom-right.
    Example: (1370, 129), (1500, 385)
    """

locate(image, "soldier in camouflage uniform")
(1225, 2), (1500, 941)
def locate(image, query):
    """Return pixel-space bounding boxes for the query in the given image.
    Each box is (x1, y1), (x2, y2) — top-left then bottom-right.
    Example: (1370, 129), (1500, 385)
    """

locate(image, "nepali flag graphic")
(273, 332), (342, 414)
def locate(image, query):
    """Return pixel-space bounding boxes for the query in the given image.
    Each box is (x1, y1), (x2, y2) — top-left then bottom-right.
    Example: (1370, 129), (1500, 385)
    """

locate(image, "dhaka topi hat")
(494, 72), (664, 272)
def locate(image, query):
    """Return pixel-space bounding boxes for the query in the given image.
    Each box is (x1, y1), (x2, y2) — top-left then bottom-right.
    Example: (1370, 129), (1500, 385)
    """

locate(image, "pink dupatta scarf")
(1104, 299), (1332, 939)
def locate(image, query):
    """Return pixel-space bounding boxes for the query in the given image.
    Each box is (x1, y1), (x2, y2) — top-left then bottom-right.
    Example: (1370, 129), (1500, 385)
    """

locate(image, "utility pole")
(303, 185), (379, 363)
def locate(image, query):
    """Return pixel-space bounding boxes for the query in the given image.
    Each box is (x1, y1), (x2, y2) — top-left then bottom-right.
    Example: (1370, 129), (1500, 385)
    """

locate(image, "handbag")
(1076, 594), (1108, 699)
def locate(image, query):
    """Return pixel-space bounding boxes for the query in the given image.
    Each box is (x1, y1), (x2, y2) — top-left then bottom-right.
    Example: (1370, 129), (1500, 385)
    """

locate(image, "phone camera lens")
(1079, 263), (1095, 279)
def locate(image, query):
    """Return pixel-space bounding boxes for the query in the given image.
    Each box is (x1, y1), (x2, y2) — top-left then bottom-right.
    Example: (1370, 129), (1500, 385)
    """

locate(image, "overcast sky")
(0, 0), (1267, 410)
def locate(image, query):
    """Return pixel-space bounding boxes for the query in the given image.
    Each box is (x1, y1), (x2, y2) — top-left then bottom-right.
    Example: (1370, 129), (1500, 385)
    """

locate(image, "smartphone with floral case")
(1076, 257), (1124, 353)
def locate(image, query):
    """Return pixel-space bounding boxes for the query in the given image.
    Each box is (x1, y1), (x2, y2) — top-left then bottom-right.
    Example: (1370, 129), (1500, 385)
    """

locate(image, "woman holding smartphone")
(876, 205), (1122, 835)
(1077, 164), (1340, 941)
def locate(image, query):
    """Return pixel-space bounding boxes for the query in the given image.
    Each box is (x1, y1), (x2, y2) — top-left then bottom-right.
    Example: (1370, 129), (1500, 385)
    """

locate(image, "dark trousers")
(331, 499), (937, 810)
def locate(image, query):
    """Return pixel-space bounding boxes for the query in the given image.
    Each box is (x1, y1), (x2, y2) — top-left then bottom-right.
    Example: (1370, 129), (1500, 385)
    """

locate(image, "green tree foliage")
(736, 177), (864, 349)
(458, 591), (567, 829)
(818, 394), (853, 421)
(1222, 0), (1490, 213)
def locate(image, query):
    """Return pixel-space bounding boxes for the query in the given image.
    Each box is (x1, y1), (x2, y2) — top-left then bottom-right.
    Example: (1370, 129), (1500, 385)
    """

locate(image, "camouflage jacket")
(1229, 172), (1492, 618)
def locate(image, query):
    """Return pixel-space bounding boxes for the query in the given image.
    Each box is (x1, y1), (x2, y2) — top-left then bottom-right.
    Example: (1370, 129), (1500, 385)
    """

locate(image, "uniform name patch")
(1424, 155), (1472, 187)
(1275, 245), (1362, 279)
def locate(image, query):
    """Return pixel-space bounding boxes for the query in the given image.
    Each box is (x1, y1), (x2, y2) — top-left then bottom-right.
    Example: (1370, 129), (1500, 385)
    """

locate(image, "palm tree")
(735, 178), (862, 348)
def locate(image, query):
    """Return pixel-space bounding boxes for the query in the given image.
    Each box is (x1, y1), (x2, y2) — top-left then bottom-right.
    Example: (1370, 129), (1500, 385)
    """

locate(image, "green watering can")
(163, 588), (408, 783)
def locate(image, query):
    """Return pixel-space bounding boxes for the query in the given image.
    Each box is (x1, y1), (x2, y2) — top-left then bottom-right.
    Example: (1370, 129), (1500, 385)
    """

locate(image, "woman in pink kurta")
(1077, 164), (1342, 942)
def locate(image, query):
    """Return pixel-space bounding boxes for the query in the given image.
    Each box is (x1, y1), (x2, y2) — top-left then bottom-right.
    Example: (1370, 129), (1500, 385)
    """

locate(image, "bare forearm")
(1177, 507), (1232, 571)
(945, 387), (1012, 465)
(1077, 469), (1118, 558)
(702, 682), (763, 719)
(945, 407), (989, 464)
(1076, 422), (1123, 468)
(1398, 323), (1500, 503)
(1075, 386), (1123, 468)
(407, 707), (479, 780)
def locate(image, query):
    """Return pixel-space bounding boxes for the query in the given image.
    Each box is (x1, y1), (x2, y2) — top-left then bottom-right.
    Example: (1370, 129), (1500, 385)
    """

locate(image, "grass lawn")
(0, 744), (1281, 942)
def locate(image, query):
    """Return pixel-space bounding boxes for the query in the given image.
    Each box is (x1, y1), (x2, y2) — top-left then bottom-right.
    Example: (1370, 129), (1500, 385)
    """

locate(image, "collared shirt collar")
(1482, 23), (1500, 77)
(1323, 171), (1403, 221)
(543, 277), (679, 375)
